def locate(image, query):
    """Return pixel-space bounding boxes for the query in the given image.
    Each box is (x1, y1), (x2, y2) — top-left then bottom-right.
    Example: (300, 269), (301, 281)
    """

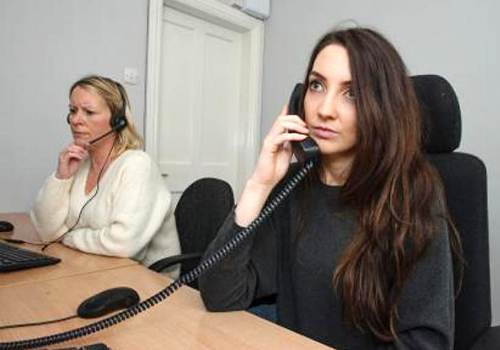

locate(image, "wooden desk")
(0, 264), (332, 349)
(0, 213), (137, 288)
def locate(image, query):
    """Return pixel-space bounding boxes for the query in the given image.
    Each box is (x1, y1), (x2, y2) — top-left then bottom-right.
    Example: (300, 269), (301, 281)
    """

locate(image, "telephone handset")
(0, 86), (318, 350)
(288, 83), (320, 163)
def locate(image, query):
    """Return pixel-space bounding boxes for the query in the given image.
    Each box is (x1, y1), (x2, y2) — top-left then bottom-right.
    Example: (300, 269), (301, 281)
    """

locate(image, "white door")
(157, 7), (242, 196)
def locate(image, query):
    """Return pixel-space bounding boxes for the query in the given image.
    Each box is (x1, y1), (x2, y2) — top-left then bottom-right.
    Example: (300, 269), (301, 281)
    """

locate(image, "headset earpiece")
(110, 84), (128, 132)
(67, 79), (128, 145)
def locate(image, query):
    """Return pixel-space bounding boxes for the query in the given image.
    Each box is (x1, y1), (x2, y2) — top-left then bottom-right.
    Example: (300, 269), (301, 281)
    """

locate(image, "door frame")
(145, 0), (264, 194)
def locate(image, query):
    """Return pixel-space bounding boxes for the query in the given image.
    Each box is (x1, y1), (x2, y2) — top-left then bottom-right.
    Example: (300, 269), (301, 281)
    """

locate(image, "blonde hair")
(69, 75), (143, 157)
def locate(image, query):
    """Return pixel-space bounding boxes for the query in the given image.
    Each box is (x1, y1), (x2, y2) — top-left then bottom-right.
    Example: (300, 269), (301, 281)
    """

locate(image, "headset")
(66, 79), (128, 145)
(41, 80), (128, 252)
(0, 84), (319, 350)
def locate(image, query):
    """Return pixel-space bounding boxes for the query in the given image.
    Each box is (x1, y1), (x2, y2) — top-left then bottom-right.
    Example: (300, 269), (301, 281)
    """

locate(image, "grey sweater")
(199, 168), (454, 350)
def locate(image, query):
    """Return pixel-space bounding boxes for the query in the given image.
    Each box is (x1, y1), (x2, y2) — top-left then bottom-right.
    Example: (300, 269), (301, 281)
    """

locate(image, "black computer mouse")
(77, 286), (140, 319)
(0, 221), (14, 232)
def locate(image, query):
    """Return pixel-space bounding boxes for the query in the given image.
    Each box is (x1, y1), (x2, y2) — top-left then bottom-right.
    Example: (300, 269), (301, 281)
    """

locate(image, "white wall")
(261, 0), (500, 325)
(0, 0), (148, 212)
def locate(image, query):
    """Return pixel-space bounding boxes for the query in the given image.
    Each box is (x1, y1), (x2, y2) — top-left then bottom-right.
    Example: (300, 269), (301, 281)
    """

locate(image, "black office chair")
(414, 74), (500, 350)
(149, 177), (234, 289)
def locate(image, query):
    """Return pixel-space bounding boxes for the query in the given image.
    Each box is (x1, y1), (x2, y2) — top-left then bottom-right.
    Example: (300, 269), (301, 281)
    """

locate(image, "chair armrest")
(148, 253), (201, 273)
(470, 325), (500, 350)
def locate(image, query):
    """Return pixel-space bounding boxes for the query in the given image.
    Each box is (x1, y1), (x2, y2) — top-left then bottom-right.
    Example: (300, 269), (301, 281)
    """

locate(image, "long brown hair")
(300, 27), (462, 340)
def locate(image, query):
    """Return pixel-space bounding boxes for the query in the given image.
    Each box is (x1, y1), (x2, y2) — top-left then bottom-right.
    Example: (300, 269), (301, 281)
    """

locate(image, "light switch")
(124, 67), (139, 85)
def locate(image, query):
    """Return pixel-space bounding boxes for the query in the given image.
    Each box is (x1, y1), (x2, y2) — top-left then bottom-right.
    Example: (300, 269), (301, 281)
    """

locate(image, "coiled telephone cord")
(0, 160), (314, 350)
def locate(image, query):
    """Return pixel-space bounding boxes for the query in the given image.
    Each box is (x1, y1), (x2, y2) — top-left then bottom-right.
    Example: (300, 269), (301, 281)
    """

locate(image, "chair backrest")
(413, 75), (491, 350)
(174, 177), (234, 284)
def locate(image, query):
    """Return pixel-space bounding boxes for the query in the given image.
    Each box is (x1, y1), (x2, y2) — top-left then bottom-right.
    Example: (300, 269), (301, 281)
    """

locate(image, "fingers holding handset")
(264, 105), (309, 149)
(236, 105), (309, 226)
(253, 104), (309, 186)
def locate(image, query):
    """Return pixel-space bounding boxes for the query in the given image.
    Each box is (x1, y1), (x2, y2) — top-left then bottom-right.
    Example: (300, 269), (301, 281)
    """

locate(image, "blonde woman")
(31, 75), (180, 277)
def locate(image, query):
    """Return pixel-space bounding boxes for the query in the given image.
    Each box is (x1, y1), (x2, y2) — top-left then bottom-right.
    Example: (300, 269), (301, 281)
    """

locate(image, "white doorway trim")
(145, 0), (264, 194)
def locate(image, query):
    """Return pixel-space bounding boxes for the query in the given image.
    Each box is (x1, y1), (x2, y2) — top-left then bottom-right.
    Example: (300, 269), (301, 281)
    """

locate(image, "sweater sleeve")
(61, 154), (175, 259)
(30, 172), (74, 242)
(199, 207), (278, 311)
(377, 217), (455, 350)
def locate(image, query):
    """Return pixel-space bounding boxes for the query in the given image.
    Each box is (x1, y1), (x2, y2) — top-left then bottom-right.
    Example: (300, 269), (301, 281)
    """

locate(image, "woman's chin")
(73, 136), (89, 146)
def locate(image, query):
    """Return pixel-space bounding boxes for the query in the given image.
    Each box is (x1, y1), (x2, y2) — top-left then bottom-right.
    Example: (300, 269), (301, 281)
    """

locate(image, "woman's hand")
(55, 142), (89, 179)
(251, 104), (309, 188)
(235, 105), (309, 226)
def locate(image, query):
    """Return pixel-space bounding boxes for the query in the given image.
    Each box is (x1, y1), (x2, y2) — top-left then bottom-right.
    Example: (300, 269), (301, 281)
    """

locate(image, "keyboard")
(0, 241), (61, 272)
